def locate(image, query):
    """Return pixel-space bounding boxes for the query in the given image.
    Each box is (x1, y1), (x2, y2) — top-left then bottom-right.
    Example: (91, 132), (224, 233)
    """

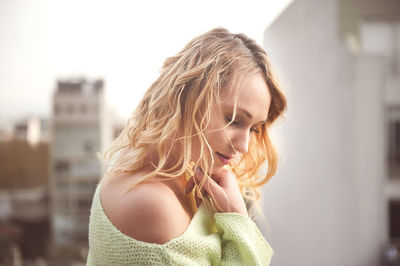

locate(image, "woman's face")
(193, 71), (271, 176)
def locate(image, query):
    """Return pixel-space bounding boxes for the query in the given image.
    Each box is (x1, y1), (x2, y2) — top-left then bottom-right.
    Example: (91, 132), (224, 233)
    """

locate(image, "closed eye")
(226, 115), (261, 134)
(225, 116), (239, 125)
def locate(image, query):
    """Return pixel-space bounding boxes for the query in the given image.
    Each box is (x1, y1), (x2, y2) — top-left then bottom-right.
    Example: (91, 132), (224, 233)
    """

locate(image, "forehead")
(219, 71), (271, 121)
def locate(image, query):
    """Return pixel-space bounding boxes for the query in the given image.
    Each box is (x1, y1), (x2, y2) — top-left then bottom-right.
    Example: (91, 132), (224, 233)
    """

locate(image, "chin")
(211, 164), (230, 175)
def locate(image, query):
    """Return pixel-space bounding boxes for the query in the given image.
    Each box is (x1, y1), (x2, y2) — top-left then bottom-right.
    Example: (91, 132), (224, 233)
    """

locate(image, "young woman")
(87, 28), (286, 265)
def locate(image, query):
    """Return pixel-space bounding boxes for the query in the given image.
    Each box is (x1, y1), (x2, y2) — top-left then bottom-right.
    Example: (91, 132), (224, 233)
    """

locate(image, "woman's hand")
(184, 167), (248, 216)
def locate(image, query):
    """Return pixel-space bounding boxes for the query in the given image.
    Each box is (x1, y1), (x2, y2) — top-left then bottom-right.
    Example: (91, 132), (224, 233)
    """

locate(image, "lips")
(216, 152), (233, 165)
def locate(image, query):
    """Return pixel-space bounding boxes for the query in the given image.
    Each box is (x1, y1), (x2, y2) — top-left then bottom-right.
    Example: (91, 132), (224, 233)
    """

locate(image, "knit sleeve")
(213, 212), (274, 266)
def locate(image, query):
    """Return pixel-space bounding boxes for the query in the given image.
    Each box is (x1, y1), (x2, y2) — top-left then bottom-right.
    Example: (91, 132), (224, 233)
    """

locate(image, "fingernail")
(195, 167), (201, 174)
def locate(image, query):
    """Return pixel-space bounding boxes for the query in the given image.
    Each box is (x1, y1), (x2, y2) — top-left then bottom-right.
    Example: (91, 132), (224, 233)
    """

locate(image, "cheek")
(206, 128), (228, 151)
(189, 132), (224, 161)
(190, 136), (201, 160)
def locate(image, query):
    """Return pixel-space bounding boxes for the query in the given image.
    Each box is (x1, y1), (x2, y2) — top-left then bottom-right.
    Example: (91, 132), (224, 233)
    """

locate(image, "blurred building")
(0, 121), (13, 142)
(0, 140), (50, 264)
(0, 222), (22, 266)
(262, 0), (400, 265)
(0, 117), (50, 145)
(50, 78), (112, 254)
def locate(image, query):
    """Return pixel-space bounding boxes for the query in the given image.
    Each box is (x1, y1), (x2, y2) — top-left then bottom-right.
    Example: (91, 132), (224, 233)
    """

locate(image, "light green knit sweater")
(87, 184), (274, 265)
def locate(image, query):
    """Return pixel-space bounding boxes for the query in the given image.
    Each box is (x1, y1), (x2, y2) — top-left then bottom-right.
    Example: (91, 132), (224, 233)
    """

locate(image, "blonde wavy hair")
(102, 28), (286, 210)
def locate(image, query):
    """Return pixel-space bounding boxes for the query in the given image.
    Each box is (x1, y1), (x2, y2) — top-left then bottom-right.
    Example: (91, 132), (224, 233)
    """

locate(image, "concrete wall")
(261, 0), (387, 265)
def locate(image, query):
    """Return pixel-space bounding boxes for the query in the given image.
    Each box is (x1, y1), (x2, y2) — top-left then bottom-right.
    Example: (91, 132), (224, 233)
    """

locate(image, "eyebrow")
(237, 107), (252, 119)
(236, 107), (267, 124)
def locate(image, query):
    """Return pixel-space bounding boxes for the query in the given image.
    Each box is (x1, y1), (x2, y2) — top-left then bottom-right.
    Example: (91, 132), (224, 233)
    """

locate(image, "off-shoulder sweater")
(86, 183), (274, 265)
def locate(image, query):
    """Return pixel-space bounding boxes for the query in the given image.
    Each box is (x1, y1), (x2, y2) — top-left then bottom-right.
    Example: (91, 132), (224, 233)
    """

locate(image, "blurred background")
(0, 0), (399, 265)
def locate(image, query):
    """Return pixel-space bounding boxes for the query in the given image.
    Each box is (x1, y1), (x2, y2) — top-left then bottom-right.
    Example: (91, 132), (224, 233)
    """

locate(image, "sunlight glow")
(0, 0), (293, 119)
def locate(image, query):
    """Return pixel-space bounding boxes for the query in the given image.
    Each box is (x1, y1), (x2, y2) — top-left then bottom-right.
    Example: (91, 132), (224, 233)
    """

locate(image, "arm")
(185, 167), (273, 265)
(214, 211), (274, 266)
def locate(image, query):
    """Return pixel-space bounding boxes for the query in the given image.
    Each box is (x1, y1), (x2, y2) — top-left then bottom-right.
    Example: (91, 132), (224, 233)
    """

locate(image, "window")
(77, 198), (92, 211)
(57, 197), (69, 213)
(54, 104), (61, 115)
(388, 108), (400, 179)
(389, 200), (400, 241)
(55, 160), (69, 175)
(361, 20), (400, 57)
(83, 141), (94, 154)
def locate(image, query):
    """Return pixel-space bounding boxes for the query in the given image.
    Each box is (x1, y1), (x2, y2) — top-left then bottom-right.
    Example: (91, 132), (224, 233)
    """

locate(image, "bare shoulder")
(101, 176), (191, 244)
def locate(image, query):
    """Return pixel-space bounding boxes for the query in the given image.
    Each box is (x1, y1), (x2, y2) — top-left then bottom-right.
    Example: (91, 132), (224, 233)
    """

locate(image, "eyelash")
(225, 116), (260, 134)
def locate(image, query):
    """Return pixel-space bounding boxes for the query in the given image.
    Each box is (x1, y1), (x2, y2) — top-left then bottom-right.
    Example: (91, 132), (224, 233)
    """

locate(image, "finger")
(193, 167), (228, 209)
(195, 189), (203, 207)
(210, 173), (222, 184)
(194, 167), (212, 190)
(201, 173), (224, 196)
(193, 167), (221, 195)
(196, 173), (227, 211)
(193, 167), (204, 182)
(184, 177), (195, 194)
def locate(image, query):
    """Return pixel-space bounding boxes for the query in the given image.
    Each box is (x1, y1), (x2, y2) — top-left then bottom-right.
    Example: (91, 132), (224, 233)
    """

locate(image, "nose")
(231, 129), (250, 154)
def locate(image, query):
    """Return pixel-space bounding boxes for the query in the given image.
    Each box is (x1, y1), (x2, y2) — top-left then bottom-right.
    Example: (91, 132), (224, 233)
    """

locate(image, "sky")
(0, 0), (293, 120)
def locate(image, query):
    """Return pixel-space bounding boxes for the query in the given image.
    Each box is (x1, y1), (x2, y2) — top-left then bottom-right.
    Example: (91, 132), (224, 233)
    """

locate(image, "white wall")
(261, 0), (386, 265)
(354, 55), (386, 266)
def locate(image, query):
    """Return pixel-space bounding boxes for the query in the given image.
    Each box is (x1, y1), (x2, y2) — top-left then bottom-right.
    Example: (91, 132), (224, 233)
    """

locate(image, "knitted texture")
(87, 184), (274, 266)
